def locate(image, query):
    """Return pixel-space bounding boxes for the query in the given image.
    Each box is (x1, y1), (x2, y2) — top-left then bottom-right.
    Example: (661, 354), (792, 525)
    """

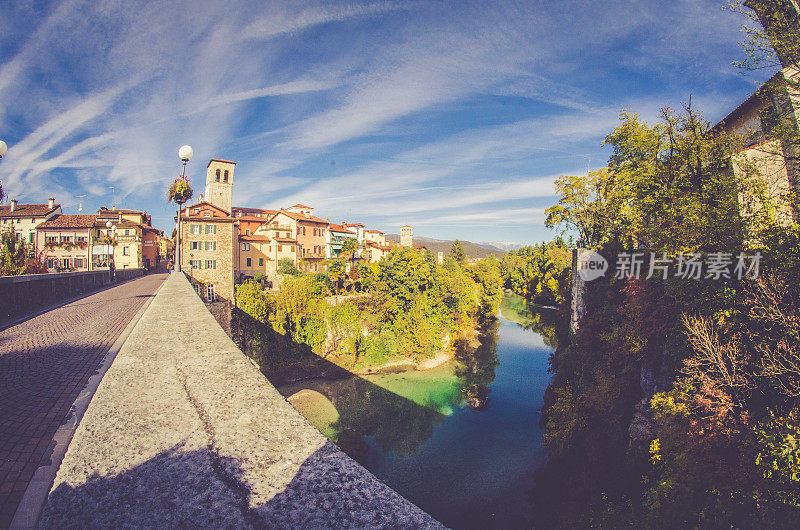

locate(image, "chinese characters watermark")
(609, 251), (761, 281)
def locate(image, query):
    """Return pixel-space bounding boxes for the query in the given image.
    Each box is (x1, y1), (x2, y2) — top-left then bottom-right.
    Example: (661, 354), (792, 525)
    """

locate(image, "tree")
(277, 257), (300, 276)
(235, 281), (272, 322)
(341, 237), (358, 258)
(449, 239), (466, 264)
(728, 0), (799, 71)
(545, 168), (628, 248)
(603, 107), (749, 252)
(0, 231), (46, 276)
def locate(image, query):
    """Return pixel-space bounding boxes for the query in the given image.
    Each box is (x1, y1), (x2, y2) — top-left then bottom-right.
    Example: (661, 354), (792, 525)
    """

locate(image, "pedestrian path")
(0, 273), (166, 528)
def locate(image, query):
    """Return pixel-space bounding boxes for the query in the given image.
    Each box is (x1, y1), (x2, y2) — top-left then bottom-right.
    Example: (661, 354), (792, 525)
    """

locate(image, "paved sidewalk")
(0, 273), (166, 528)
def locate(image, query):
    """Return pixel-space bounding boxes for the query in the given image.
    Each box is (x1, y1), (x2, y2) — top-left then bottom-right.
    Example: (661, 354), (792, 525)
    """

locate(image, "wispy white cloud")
(0, 0), (771, 243)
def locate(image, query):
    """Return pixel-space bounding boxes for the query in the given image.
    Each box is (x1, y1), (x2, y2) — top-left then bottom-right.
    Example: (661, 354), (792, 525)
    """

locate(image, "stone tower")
(205, 159), (236, 213)
(400, 225), (413, 247)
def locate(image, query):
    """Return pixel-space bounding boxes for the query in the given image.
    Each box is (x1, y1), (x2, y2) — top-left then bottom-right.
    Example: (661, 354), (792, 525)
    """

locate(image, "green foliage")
(235, 281), (272, 322)
(500, 239), (571, 306)
(277, 257), (301, 276)
(0, 231), (45, 276)
(236, 244), (501, 368)
(755, 410), (800, 507)
(341, 237), (358, 256)
(449, 239), (466, 263)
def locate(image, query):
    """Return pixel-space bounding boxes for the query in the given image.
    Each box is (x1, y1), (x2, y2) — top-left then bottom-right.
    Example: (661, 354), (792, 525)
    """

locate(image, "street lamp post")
(0, 140), (7, 203)
(175, 145), (193, 273)
(106, 221), (117, 280)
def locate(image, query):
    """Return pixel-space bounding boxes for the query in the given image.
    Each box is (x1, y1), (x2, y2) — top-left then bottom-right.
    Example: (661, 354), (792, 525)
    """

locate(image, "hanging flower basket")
(167, 176), (193, 204)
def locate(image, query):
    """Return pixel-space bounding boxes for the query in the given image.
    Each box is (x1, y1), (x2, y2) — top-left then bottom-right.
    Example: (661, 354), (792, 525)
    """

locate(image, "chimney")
(10, 199), (17, 212)
(48, 197), (55, 209)
(199, 194), (204, 203)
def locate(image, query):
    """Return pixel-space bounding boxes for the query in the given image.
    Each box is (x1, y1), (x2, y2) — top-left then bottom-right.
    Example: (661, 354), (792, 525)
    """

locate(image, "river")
(265, 294), (562, 529)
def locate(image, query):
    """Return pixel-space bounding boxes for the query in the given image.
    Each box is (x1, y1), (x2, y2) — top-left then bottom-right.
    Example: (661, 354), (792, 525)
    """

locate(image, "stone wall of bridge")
(0, 268), (144, 323)
(39, 273), (441, 528)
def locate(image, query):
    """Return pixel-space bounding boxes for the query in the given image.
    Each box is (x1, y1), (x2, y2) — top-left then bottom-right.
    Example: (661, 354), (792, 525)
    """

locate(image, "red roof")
(240, 235), (271, 242)
(279, 210), (329, 224)
(364, 229), (383, 233)
(0, 203), (60, 218)
(290, 203), (312, 209)
(274, 237), (297, 243)
(329, 224), (355, 233)
(38, 214), (97, 229)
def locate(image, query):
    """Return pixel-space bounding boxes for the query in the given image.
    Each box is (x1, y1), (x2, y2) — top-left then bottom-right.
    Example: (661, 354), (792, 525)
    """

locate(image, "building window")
(206, 284), (215, 302)
(47, 258), (57, 268)
(125, 229), (130, 236)
(46, 235), (57, 242)
(241, 242), (250, 251)
(76, 236), (87, 242)
(29, 233), (35, 244)
(205, 241), (216, 251)
(246, 257), (252, 267)
(74, 258), (85, 269)
(223, 170), (229, 183)
(205, 259), (216, 269)
(258, 258), (264, 266)
(278, 245), (282, 252)
(191, 241), (200, 251)
(215, 169), (221, 182)
(60, 236), (72, 242)
(122, 246), (129, 256)
(302, 227), (306, 236)
(245, 229), (250, 235)
(193, 284), (201, 296)
(190, 259), (201, 269)
(193, 209), (200, 215)
(190, 224), (201, 234)
(62, 258), (71, 269)
(205, 224), (216, 234)
(204, 212), (211, 217)
(289, 245), (294, 252)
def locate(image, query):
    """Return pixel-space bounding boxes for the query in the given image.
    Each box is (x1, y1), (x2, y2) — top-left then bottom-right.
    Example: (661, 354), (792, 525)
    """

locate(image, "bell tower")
(400, 225), (413, 247)
(205, 159), (236, 213)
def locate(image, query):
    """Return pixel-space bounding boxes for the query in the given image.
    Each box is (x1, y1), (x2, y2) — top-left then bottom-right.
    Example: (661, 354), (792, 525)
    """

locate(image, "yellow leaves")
(650, 389), (690, 418)
(649, 438), (661, 464)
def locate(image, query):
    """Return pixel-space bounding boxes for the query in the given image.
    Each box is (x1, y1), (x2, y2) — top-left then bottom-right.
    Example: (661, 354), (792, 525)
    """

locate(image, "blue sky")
(0, 0), (775, 243)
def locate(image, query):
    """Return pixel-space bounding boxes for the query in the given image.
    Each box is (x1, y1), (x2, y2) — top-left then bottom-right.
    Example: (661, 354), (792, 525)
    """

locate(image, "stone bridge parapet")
(38, 273), (441, 528)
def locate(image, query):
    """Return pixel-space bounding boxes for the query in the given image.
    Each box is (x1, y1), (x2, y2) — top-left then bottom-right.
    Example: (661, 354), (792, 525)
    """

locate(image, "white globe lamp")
(178, 145), (193, 162)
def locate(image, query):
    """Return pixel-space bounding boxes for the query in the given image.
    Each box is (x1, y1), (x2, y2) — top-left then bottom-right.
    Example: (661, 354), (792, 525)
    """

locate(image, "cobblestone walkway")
(0, 273), (166, 528)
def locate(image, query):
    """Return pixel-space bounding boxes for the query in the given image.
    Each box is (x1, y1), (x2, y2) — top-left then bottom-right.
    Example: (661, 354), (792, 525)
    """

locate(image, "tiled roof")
(236, 215), (271, 223)
(0, 203), (59, 218)
(240, 235), (271, 242)
(38, 214), (97, 229)
(329, 224), (355, 233)
(273, 237), (297, 243)
(290, 203), (312, 209)
(279, 210), (329, 224)
(364, 229), (383, 233)
(97, 207), (146, 215)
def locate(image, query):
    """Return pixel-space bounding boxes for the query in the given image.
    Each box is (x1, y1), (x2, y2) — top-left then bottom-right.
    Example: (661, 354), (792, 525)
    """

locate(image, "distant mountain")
(476, 241), (524, 252)
(385, 235), (504, 259)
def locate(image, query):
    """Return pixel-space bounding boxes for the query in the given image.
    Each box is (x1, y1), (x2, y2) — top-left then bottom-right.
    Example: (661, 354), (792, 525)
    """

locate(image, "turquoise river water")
(275, 294), (561, 529)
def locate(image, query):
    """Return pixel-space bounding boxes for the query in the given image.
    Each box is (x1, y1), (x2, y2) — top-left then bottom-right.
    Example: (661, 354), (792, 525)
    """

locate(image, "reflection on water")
(231, 293), (564, 529)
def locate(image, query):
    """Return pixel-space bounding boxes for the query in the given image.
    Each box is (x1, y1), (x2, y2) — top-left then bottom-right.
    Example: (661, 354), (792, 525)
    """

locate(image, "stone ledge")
(39, 273), (442, 529)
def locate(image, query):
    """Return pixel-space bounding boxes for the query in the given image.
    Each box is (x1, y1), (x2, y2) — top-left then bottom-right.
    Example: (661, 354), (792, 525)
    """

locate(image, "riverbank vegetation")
(499, 238), (572, 307)
(533, 59), (800, 528)
(236, 245), (503, 371)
